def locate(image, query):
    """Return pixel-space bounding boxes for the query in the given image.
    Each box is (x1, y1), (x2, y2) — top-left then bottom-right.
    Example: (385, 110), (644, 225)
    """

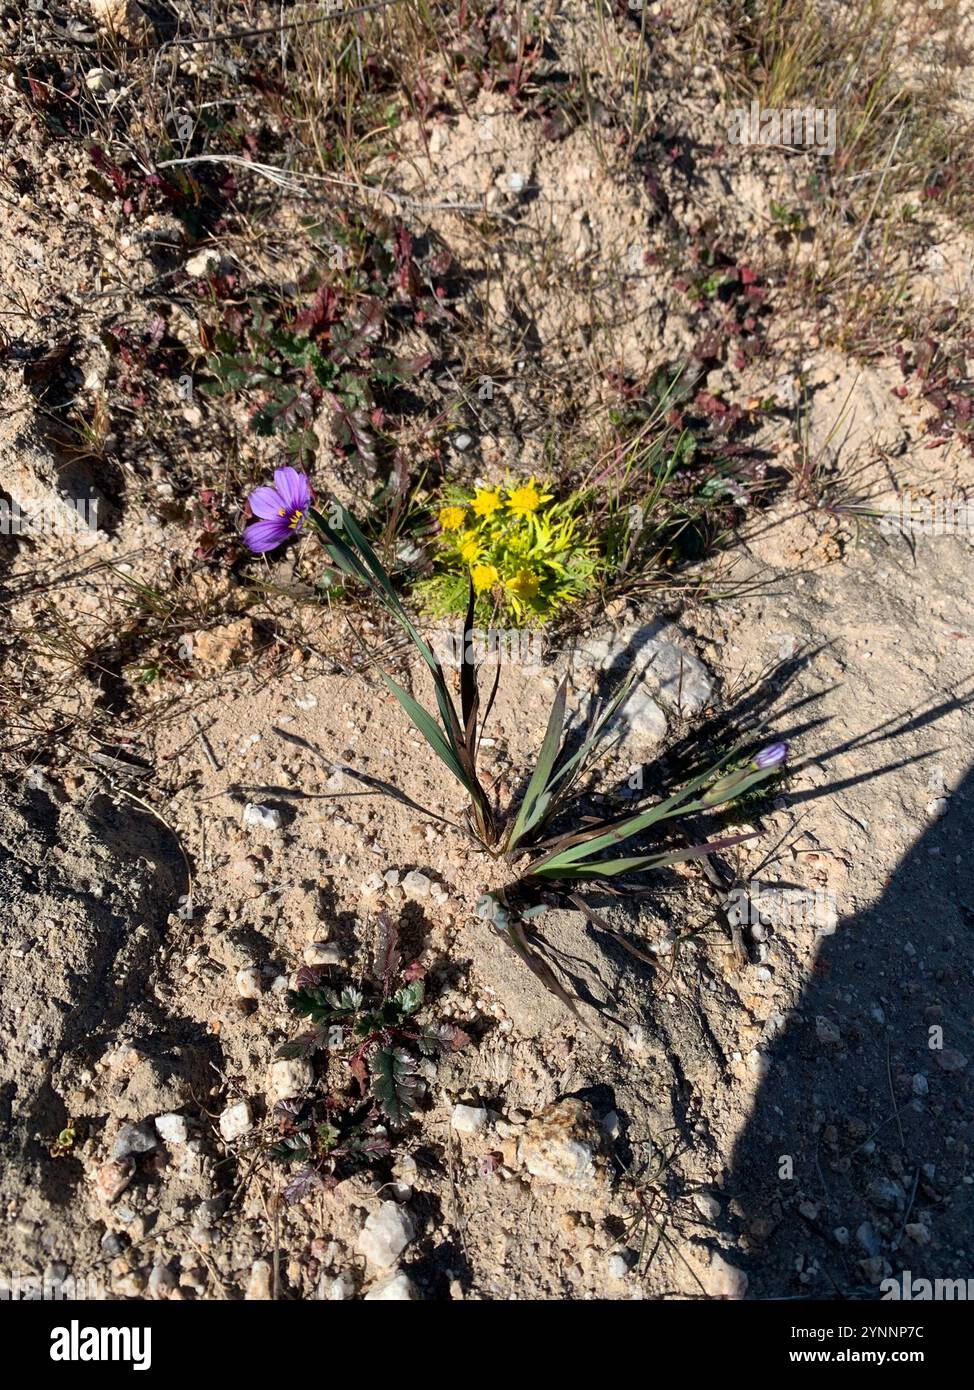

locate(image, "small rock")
(148, 1262), (177, 1299)
(244, 803), (282, 831)
(359, 870), (384, 897)
(692, 1192), (722, 1222)
(856, 1222), (881, 1256)
(112, 1122), (157, 1159)
(867, 1178), (903, 1211)
(218, 1100), (252, 1142)
(815, 1016), (842, 1045)
(303, 941), (341, 967)
(185, 247), (221, 279)
(95, 1158), (135, 1204)
(235, 967), (262, 1000)
(702, 1251), (748, 1299)
(114, 1270), (147, 1297)
(364, 1271), (420, 1300)
(88, 0), (154, 44)
(451, 1103), (488, 1137)
(357, 1202), (416, 1269)
(402, 870), (431, 899)
(904, 1222), (931, 1245)
(912, 1073), (929, 1097)
(245, 1259), (273, 1300)
(85, 67), (113, 94)
(154, 1113), (189, 1146)
(607, 1252), (633, 1279)
(267, 1058), (313, 1102)
(925, 797), (950, 819)
(318, 1272), (356, 1300)
(517, 1099), (603, 1189)
(192, 618), (255, 670)
(602, 1110), (622, 1140)
(936, 1048), (968, 1073)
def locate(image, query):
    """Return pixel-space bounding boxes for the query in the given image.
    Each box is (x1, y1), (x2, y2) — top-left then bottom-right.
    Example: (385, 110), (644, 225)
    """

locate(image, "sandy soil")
(1, 0), (972, 1302)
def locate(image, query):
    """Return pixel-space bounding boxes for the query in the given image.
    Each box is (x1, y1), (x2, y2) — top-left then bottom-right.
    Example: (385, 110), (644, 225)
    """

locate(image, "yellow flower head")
(472, 488), (502, 518)
(471, 563), (499, 593)
(438, 505), (466, 532)
(458, 533), (480, 564)
(507, 569), (540, 599)
(507, 480), (548, 518)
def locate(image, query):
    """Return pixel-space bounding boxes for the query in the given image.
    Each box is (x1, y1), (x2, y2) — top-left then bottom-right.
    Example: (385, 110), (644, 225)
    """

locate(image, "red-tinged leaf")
(349, 1053), (368, 1097)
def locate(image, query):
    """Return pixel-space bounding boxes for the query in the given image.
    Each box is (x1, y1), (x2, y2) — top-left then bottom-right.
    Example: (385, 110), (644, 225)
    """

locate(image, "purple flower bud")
(753, 741), (788, 770)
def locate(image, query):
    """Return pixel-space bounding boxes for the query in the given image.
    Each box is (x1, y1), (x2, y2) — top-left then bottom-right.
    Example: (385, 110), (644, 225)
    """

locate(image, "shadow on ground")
(724, 764), (974, 1299)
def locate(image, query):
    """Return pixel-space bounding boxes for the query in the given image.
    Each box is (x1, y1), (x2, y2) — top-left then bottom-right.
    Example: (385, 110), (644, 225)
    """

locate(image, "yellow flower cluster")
(425, 478), (593, 623)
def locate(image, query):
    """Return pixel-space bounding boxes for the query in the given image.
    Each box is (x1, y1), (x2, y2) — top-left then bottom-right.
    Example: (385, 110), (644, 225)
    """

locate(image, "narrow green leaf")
(507, 678), (568, 848)
(380, 672), (472, 790)
(533, 831), (757, 879)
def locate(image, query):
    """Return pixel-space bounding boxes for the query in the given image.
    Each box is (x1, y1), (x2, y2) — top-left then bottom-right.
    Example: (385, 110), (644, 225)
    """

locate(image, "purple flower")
(753, 741), (788, 770)
(243, 467), (313, 554)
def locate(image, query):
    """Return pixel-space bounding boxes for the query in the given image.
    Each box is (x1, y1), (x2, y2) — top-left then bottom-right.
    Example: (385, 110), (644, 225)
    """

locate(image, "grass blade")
(506, 677), (568, 849)
(531, 831), (757, 880)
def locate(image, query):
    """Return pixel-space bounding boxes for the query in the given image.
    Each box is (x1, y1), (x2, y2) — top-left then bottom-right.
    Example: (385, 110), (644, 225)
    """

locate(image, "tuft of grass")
(266, 487), (787, 1012)
(710, 0), (974, 350)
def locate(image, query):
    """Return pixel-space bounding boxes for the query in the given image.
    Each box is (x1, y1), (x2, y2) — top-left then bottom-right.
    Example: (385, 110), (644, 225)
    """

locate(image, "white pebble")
(154, 1113), (189, 1146)
(244, 803), (282, 831)
(303, 941), (341, 967)
(267, 1058), (313, 1102)
(218, 1100), (252, 1142)
(357, 1202), (416, 1268)
(364, 1271), (419, 1300)
(402, 870), (431, 899)
(235, 967), (262, 999)
(451, 1103), (488, 1137)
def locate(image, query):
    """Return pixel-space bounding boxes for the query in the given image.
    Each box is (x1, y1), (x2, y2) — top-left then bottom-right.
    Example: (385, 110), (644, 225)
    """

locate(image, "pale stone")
(357, 1202), (416, 1269)
(517, 1099), (603, 1189)
(451, 1103), (488, 1137)
(154, 1113), (189, 1146)
(267, 1058), (313, 1102)
(218, 1100), (252, 1141)
(364, 1271), (420, 1300)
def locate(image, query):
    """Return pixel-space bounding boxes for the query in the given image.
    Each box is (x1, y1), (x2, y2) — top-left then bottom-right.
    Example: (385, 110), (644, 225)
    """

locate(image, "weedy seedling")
(270, 913), (469, 1201)
(245, 470), (788, 1010)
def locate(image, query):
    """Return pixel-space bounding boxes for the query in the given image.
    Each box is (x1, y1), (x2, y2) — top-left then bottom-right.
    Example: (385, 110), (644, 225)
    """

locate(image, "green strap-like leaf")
(380, 672), (473, 791)
(533, 831), (757, 880)
(506, 678), (568, 849)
